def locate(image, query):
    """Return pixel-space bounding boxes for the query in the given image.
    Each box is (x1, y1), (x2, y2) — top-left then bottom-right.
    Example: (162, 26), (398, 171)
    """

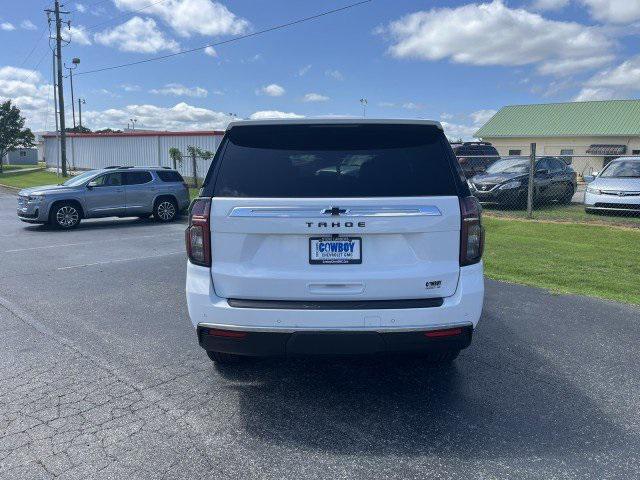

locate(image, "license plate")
(309, 237), (362, 265)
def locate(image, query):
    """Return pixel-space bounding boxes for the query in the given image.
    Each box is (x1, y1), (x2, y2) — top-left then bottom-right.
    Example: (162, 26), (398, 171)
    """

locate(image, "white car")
(584, 157), (640, 215)
(185, 119), (485, 364)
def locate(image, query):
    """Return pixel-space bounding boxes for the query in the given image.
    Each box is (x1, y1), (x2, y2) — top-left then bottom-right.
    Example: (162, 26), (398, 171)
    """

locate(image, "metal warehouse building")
(44, 130), (225, 179)
(475, 99), (640, 177)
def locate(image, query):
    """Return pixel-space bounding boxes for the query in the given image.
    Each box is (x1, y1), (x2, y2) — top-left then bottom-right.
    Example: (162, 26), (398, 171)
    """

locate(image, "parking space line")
(4, 232), (183, 253)
(57, 251), (184, 270)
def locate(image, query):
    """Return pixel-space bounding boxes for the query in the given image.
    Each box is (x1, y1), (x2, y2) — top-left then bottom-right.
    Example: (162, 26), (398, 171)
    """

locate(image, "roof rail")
(104, 165), (122, 169)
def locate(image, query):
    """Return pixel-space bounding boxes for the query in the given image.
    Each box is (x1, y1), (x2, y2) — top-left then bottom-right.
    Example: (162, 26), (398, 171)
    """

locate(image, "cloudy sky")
(1, 0), (639, 138)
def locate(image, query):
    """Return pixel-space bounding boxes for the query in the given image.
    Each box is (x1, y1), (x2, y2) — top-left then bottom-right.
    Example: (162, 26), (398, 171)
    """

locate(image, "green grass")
(484, 216), (640, 304)
(484, 202), (640, 228)
(0, 169), (62, 189)
(2, 164), (39, 171)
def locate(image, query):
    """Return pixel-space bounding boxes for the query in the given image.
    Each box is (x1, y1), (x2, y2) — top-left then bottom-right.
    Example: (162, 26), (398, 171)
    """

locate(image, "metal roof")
(475, 100), (640, 138)
(228, 118), (443, 129)
(42, 130), (225, 138)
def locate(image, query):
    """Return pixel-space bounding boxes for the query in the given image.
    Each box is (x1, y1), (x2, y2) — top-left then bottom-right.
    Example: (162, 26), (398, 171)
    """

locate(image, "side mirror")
(87, 180), (98, 189)
(592, 171), (599, 177)
(583, 175), (595, 183)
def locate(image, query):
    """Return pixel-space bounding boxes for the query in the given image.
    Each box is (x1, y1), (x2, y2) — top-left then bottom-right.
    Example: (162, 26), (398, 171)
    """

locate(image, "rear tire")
(153, 198), (178, 222)
(206, 350), (243, 364)
(421, 350), (460, 365)
(49, 202), (81, 229)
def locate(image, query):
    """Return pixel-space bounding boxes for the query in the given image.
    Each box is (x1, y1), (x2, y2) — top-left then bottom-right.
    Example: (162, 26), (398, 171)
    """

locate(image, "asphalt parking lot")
(0, 187), (639, 480)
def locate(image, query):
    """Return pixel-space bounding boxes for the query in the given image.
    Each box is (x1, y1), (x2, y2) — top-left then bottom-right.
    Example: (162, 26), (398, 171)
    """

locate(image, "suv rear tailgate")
(210, 196), (460, 301)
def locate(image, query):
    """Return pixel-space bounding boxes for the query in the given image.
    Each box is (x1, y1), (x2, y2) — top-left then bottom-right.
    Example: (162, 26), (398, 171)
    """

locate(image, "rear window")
(156, 170), (184, 182)
(210, 124), (458, 198)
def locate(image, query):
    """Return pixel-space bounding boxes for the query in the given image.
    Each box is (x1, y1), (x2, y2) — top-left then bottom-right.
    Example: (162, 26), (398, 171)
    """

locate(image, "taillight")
(185, 198), (211, 267)
(459, 196), (484, 266)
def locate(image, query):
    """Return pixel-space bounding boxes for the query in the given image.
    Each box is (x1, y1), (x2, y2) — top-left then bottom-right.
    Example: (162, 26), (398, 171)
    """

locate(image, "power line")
(19, 26), (48, 67)
(76, 0), (372, 76)
(83, 0), (172, 32)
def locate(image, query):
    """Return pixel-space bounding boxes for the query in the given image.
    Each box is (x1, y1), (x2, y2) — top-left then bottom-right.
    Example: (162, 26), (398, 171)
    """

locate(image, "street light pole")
(78, 98), (85, 129)
(359, 98), (368, 118)
(65, 57), (80, 129)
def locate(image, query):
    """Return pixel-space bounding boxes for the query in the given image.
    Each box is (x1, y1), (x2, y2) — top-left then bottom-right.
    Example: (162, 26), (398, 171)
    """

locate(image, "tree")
(65, 126), (92, 133)
(0, 100), (35, 173)
(169, 147), (183, 170)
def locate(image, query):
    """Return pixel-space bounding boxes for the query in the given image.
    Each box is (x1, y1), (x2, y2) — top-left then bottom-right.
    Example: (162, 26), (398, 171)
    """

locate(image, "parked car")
(186, 119), (485, 365)
(17, 166), (190, 229)
(584, 157), (640, 215)
(468, 156), (577, 207)
(451, 141), (499, 177)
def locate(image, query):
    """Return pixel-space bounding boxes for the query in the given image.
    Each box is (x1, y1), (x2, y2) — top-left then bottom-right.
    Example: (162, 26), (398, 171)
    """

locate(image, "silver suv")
(17, 166), (190, 229)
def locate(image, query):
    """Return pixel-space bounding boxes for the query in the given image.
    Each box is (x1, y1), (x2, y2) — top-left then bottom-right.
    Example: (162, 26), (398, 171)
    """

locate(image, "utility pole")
(46, 1), (70, 176)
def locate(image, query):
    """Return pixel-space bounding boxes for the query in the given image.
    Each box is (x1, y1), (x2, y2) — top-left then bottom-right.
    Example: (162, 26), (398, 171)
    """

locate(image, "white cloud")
(204, 46), (217, 57)
(325, 69), (344, 80)
(402, 102), (424, 110)
(121, 83), (141, 92)
(469, 109), (497, 125)
(378, 102), (396, 107)
(580, 0), (640, 24)
(93, 88), (121, 98)
(531, 0), (569, 11)
(257, 83), (285, 97)
(249, 110), (304, 120)
(382, 1), (613, 76)
(84, 102), (236, 130)
(537, 55), (614, 76)
(20, 20), (37, 31)
(573, 88), (617, 101)
(441, 109), (498, 140)
(75, 3), (87, 13)
(0, 66), (53, 131)
(574, 56), (640, 100)
(297, 64), (312, 76)
(95, 17), (179, 53)
(1, 22), (16, 31)
(150, 83), (208, 98)
(113, 0), (249, 37)
(302, 93), (329, 102)
(62, 25), (92, 45)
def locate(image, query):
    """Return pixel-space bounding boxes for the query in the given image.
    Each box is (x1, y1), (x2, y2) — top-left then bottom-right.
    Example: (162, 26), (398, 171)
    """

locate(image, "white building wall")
(44, 133), (223, 179)
(481, 136), (640, 177)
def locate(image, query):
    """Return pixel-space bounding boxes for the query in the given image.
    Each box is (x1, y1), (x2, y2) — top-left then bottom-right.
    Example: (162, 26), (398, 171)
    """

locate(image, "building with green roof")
(475, 100), (640, 177)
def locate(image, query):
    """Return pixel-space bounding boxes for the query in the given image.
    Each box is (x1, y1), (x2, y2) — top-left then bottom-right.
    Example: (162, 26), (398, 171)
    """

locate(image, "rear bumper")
(186, 261), (484, 355)
(197, 324), (473, 356)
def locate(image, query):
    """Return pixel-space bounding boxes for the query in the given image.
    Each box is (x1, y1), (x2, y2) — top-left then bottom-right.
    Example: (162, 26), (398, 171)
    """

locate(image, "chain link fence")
(458, 143), (640, 227)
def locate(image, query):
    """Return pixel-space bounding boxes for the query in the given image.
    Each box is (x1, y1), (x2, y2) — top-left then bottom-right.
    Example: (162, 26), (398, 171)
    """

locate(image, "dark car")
(468, 156), (577, 207)
(451, 141), (499, 177)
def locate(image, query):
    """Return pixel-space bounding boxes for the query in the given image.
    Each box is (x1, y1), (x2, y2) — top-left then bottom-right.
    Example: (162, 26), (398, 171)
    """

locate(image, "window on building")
(560, 148), (574, 164)
(508, 149), (521, 156)
(20, 150), (26, 157)
(632, 150), (640, 155)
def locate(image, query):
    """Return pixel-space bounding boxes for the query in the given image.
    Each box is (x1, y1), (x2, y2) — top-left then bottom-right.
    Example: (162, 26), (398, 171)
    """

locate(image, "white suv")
(185, 119), (484, 364)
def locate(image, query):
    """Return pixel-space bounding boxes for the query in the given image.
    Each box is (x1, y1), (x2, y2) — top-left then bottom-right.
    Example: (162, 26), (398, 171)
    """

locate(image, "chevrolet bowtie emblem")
(322, 206), (347, 216)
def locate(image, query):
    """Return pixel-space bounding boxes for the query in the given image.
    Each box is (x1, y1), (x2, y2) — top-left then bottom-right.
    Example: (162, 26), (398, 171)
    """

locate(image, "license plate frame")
(309, 236), (362, 265)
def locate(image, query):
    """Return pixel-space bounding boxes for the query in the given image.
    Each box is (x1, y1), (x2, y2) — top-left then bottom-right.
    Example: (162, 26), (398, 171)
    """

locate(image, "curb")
(0, 183), (20, 191)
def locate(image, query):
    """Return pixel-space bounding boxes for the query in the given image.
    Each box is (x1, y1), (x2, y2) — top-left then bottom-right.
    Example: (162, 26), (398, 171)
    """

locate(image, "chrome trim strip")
(197, 321), (473, 334)
(600, 190), (640, 197)
(228, 205), (442, 218)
